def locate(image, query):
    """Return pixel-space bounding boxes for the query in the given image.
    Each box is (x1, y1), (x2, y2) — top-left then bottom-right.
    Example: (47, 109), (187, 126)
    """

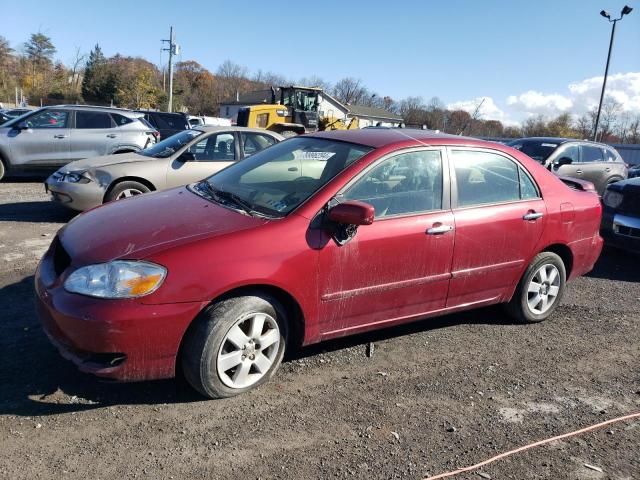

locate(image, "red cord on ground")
(422, 411), (640, 480)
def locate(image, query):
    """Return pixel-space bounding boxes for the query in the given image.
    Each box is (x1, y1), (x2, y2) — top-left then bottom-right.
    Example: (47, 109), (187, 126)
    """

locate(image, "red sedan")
(36, 129), (603, 398)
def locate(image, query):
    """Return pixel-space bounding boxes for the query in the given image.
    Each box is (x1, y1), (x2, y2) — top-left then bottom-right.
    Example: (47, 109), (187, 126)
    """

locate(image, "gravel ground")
(0, 181), (638, 480)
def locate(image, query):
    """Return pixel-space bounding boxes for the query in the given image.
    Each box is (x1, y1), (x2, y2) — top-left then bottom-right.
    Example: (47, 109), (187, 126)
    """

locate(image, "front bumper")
(45, 175), (106, 212)
(35, 241), (206, 381)
(601, 208), (640, 254)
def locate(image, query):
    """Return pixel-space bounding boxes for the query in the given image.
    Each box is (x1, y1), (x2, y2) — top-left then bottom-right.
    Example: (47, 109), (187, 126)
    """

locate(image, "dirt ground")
(0, 180), (638, 480)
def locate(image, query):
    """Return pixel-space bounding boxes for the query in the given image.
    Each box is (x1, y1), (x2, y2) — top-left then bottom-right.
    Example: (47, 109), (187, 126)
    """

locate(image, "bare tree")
(297, 75), (332, 91)
(69, 47), (86, 91)
(332, 77), (368, 105)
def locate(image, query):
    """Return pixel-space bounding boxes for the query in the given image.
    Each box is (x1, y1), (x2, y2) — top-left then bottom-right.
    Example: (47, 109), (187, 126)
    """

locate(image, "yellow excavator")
(234, 86), (358, 137)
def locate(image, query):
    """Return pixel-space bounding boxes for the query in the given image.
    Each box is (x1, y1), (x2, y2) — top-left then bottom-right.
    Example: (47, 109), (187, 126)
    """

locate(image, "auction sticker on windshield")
(293, 151), (336, 161)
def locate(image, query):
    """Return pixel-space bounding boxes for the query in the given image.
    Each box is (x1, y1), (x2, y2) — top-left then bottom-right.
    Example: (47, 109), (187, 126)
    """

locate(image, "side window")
(76, 111), (113, 129)
(519, 167), (540, 199)
(111, 113), (133, 126)
(581, 145), (604, 163)
(159, 113), (188, 130)
(343, 150), (443, 218)
(452, 150), (521, 207)
(24, 110), (69, 129)
(242, 133), (277, 156)
(558, 144), (580, 163)
(604, 148), (618, 162)
(189, 133), (236, 161)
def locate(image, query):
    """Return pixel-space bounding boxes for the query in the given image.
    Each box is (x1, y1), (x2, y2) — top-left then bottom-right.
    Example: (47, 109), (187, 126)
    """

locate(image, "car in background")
(0, 105), (158, 181)
(45, 127), (282, 211)
(507, 137), (626, 195)
(36, 129), (603, 398)
(188, 115), (232, 128)
(3, 108), (32, 119)
(0, 111), (11, 125)
(136, 110), (190, 140)
(627, 164), (640, 179)
(601, 177), (640, 253)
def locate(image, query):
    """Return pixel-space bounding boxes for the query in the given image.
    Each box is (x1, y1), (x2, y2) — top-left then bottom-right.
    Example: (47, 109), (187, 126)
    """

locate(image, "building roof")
(345, 104), (403, 121)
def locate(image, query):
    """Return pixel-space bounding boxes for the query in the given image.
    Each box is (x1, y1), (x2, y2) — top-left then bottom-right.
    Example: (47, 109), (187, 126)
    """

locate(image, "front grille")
(615, 225), (640, 238)
(52, 237), (71, 276)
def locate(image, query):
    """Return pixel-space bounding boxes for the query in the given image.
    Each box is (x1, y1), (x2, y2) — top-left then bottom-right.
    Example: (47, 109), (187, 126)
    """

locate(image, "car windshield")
(507, 140), (560, 163)
(193, 137), (372, 217)
(139, 129), (202, 158)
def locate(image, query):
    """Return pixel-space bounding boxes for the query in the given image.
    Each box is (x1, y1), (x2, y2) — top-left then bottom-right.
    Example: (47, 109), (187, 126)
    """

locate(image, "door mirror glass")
(328, 200), (375, 226)
(15, 121), (28, 131)
(178, 151), (196, 162)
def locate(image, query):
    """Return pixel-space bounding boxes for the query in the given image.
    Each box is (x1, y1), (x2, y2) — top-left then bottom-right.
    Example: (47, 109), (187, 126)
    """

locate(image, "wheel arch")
(103, 176), (156, 202)
(176, 283), (306, 373)
(541, 243), (574, 279)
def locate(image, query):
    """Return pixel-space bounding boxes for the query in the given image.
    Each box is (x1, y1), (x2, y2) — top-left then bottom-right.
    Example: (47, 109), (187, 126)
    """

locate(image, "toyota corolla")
(35, 129), (603, 398)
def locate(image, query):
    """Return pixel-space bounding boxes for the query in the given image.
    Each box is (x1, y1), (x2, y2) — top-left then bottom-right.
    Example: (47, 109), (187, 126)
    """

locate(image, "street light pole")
(593, 6), (633, 142)
(162, 27), (179, 113)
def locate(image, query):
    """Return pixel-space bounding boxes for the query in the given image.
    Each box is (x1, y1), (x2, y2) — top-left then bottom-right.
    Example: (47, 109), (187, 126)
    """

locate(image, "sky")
(3, 0), (640, 124)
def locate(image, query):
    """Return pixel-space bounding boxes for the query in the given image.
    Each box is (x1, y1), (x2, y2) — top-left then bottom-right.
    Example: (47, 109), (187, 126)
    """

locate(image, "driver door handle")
(54, 134), (67, 139)
(575, 169), (583, 174)
(107, 133), (118, 138)
(288, 167), (298, 171)
(427, 224), (454, 235)
(523, 212), (544, 221)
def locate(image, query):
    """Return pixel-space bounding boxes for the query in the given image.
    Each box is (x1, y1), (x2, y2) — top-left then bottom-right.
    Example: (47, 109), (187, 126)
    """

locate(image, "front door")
(318, 148), (454, 335)
(8, 108), (70, 167)
(166, 132), (238, 188)
(447, 148), (546, 307)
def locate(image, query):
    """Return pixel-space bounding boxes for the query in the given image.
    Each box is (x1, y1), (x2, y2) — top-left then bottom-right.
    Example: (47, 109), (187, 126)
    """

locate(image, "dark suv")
(136, 110), (190, 140)
(507, 137), (627, 195)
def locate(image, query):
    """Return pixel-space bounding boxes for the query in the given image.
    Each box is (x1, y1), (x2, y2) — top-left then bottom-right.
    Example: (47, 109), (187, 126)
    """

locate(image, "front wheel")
(0, 159), (5, 181)
(105, 180), (150, 202)
(505, 252), (566, 323)
(181, 295), (288, 399)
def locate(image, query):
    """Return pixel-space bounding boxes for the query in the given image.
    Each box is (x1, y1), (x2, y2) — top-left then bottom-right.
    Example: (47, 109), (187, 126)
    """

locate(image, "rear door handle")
(427, 224), (454, 235)
(575, 169), (583, 174)
(287, 167), (298, 171)
(107, 134), (117, 138)
(523, 212), (544, 221)
(54, 134), (67, 139)
(604, 167), (611, 172)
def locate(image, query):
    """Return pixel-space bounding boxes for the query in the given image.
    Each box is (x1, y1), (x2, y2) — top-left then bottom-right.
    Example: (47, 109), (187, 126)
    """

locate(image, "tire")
(280, 130), (297, 138)
(0, 159), (5, 182)
(505, 252), (566, 323)
(105, 180), (150, 202)
(607, 176), (623, 186)
(181, 294), (288, 399)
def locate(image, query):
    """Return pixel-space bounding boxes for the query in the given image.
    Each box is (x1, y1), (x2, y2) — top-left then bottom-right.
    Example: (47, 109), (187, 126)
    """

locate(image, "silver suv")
(0, 105), (158, 180)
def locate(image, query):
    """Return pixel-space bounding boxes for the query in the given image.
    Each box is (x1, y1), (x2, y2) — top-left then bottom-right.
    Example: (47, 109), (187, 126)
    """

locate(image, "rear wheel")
(0, 159), (5, 181)
(505, 252), (566, 323)
(181, 295), (288, 399)
(106, 180), (150, 202)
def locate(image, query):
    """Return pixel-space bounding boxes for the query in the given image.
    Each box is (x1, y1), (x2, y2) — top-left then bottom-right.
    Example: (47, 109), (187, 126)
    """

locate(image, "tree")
(24, 33), (56, 66)
(0, 36), (15, 93)
(332, 77), (368, 105)
(82, 44), (114, 103)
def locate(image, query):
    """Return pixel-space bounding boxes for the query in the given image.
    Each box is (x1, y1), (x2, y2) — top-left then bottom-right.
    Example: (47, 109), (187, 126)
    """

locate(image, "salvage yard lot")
(0, 181), (638, 480)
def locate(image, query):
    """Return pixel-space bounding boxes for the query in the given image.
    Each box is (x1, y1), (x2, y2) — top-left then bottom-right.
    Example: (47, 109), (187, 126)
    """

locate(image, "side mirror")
(328, 200), (375, 226)
(554, 156), (573, 168)
(14, 121), (28, 131)
(178, 151), (196, 162)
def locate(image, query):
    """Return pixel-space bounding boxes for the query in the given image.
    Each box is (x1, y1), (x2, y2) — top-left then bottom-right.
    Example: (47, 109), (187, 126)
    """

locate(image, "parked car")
(136, 110), (190, 140)
(507, 137), (626, 195)
(36, 129), (603, 398)
(45, 127), (283, 211)
(188, 115), (232, 128)
(0, 105), (158, 181)
(3, 108), (32, 119)
(628, 164), (640, 179)
(601, 177), (640, 253)
(0, 111), (10, 125)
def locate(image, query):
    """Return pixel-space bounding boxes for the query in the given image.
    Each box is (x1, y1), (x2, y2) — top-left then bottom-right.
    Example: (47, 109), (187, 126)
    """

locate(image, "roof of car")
(308, 128), (500, 149)
(193, 126), (284, 137)
(515, 137), (610, 147)
(46, 104), (140, 115)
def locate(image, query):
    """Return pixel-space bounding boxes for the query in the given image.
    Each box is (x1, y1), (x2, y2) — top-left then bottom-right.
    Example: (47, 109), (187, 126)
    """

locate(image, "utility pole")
(162, 26), (179, 112)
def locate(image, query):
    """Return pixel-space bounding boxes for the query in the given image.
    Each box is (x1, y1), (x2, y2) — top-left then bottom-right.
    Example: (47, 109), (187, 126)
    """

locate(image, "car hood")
(59, 186), (268, 265)
(606, 177), (640, 192)
(62, 152), (157, 171)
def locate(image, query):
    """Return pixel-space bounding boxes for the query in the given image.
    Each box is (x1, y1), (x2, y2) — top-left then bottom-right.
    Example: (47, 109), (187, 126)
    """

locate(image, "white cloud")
(567, 72), (640, 113)
(447, 96), (510, 123)
(506, 90), (573, 115)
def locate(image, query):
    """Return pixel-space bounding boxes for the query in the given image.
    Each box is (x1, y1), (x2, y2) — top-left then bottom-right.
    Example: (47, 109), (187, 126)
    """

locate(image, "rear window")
(156, 113), (189, 130)
(581, 145), (604, 163)
(508, 140), (559, 163)
(111, 113), (134, 126)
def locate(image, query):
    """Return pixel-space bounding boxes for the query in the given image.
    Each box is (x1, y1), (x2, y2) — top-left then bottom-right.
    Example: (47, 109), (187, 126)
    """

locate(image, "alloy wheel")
(216, 312), (281, 389)
(527, 264), (561, 315)
(116, 188), (144, 199)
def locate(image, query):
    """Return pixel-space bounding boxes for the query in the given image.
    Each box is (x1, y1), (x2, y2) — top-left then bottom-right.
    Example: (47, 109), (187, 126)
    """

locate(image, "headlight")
(602, 190), (623, 209)
(64, 261), (167, 298)
(54, 171), (91, 184)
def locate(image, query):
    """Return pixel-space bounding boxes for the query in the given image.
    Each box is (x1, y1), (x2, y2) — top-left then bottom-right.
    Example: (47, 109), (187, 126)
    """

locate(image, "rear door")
(240, 132), (278, 158)
(69, 110), (115, 160)
(166, 131), (238, 188)
(7, 108), (70, 167)
(576, 145), (608, 194)
(448, 148), (545, 307)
